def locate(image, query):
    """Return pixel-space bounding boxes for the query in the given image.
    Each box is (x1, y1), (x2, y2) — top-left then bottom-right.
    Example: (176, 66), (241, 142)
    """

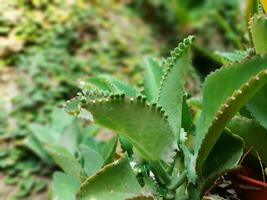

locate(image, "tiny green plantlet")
(61, 25), (267, 199)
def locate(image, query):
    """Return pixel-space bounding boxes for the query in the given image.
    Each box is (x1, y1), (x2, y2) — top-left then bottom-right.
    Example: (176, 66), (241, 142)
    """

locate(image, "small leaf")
(157, 36), (194, 139)
(100, 75), (139, 97)
(46, 145), (83, 178)
(53, 172), (80, 200)
(85, 75), (138, 96)
(51, 108), (74, 133)
(250, 14), (267, 54)
(143, 58), (163, 103)
(23, 135), (53, 165)
(214, 49), (254, 64)
(77, 156), (151, 200)
(80, 144), (104, 176)
(100, 137), (118, 165)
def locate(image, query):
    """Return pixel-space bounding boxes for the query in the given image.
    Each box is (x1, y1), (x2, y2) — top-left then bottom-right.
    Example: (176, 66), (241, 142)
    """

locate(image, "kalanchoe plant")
(62, 24), (267, 199)
(58, 3), (267, 198)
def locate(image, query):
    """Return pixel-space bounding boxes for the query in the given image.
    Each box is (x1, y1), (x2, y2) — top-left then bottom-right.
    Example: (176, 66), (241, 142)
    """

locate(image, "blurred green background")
(0, 0), (248, 199)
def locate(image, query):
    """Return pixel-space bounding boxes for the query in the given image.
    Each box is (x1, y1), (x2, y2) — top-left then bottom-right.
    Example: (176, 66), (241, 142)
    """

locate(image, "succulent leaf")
(83, 75), (138, 97)
(76, 95), (176, 163)
(143, 58), (163, 103)
(77, 156), (152, 200)
(45, 145), (83, 179)
(194, 56), (267, 173)
(250, 14), (267, 54)
(53, 172), (79, 200)
(80, 144), (104, 176)
(157, 35), (195, 139)
(214, 49), (255, 64)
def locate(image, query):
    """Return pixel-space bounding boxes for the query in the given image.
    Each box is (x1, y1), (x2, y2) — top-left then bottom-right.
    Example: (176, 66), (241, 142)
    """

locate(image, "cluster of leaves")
(64, 3), (267, 198)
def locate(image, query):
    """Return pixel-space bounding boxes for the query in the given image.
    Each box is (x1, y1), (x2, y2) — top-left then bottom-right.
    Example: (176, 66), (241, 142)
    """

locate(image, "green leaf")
(157, 36), (194, 139)
(214, 49), (254, 65)
(23, 135), (53, 165)
(45, 145), (83, 178)
(119, 135), (134, 157)
(29, 123), (60, 144)
(53, 172), (80, 200)
(202, 131), (243, 181)
(77, 156), (151, 200)
(246, 84), (267, 129)
(80, 144), (104, 176)
(250, 14), (267, 54)
(85, 77), (111, 91)
(51, 108), (74, 133)
(194, 56), (267, 174)
(100, 137), (118, 165)
(80, 95), (176, 163)
(189, 131), (243, 199)
(85, 75), (138, 97)
(100, 75), (139, 97)
(143, 58), (163, 103)
(227, 116), (267, 165)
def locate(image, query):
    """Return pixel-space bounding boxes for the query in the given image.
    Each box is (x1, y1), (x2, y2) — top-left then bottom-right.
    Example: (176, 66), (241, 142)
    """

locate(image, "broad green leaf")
(79, 95), (176, 163)
(80, 144), (104, 176)
(23, 135), (53, 165)
(157, 36), (194, 139)
(246, 84), (267, 129)
(189, 131), (243, 199)
(45, 145), (82, 178)
(100, 137), (118, 165)
(77, 156), (151, 200)
(194, 56), (267, 173)
(227, 116), (267, 165)
(143, 58), (163, 103)
(53, 172), (79, 200)
(250, 14), (267, 54)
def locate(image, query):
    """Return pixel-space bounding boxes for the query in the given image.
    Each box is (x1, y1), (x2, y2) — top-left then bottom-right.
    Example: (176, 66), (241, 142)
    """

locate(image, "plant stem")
(168, 170), (187, 190)
(150, 161), (171, 185)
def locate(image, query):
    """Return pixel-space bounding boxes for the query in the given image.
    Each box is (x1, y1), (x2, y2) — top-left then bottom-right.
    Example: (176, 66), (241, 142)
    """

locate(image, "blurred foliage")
(0, 0), (162, 198)
(0, 0), (253, 199)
